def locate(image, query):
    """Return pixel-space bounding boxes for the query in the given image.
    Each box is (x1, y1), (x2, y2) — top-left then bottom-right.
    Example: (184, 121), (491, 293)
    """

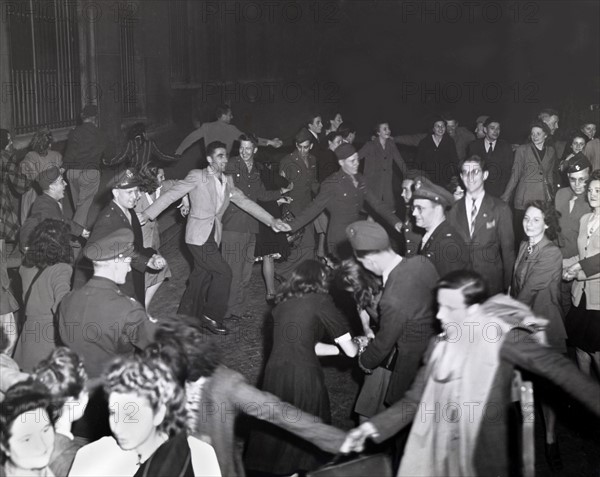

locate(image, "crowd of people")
(0, 102), (599, 476)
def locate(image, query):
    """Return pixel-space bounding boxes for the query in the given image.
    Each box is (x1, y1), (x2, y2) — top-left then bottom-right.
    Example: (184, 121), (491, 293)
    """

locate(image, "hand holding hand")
(277, 196), (292, 206)
(269, 138), (283, 148)
(137, 212), (149, 226)
(394, 221), (403, 233)
(271, 219), (291, 233)
(81, 229), (90, 239)
(148, 254), (166, 270)
(339, 422), (379, 454)
(281, 182), (294, 194)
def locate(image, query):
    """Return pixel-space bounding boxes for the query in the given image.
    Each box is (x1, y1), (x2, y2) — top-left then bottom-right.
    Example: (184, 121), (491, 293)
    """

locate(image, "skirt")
(566, 292), (600, 352)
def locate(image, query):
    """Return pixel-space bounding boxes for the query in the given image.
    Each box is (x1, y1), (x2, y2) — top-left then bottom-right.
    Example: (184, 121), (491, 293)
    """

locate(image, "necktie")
(470, 198), (477, 237)
(487, 142), (494, 153)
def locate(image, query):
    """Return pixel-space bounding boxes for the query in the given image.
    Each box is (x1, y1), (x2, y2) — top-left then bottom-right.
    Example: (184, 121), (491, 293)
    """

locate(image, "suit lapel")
(473, 194), (494, 237)
(203, 168), (217, 210)
(454, 198), (469, 239)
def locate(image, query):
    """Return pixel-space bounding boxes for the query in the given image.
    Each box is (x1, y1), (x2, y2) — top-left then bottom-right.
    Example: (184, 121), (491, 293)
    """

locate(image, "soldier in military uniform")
(58, 227), (156, 379)
(412, 181), (468, 277)
(276, 128), (320, 277)
(289, 143), (402, 260)
(85, 168), (166, 304)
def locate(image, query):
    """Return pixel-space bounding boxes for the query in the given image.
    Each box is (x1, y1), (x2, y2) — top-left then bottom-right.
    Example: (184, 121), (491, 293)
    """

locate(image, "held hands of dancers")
(270, 218), (292, 232)
(339, 422), (380, 454)
(177, 195), (191, 217)
(147, 253), (166, 270)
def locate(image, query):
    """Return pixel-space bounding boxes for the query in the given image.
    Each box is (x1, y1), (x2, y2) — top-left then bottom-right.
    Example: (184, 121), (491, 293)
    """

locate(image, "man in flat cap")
(448, 155), (515, 295)
(138, 141), (290, 335)
(345, 220), (439, 463)
(63, 104), (111, 229)
(20, 166), (90, 251)
(276, 128), (320, 277)
(288, 143), (402, 259)
(412, 179), (468, 277)
(86, 168), (165, 306)
(58, 228), (155, 379)
(555, 152), (592, 314)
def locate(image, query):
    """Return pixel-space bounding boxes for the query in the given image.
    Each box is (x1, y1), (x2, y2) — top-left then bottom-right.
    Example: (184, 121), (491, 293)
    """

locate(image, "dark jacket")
(419, 219), (469, 278)
(222, 157), (281, 234)
(289, 170), (400, 258)
(448, 193), (515, 294)
(359, 257), (439, 405)
(467, 138), (514, 198)
(63, 122), (110, 169)
(416, 134), (458, 186)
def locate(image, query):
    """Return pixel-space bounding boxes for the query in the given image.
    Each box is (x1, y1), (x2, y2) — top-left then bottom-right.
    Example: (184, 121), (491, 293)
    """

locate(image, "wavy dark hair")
(137, 165), (161, 194)
(33, 347), (88, 401)
(0, 379), (59, 465)
(23, 219), (72, 268)
(523, 200), (561, 241)
(155, 314), (221, 381)
(333, 258), (382, 310)
(276, 259), (330, 304)
(0, 129), (11, 150)
(104, 355), (186, 438)
(28, 128), (53, 155)
(435, 270), (490, 307)
(142, 339), (189, 387)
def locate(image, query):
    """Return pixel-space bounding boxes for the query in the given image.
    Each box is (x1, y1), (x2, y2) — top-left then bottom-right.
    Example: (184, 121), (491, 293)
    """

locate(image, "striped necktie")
(470, 198), (477, 237)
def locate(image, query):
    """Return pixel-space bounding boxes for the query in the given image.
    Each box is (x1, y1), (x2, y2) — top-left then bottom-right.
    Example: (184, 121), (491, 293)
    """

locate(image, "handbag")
(307, 453), (393, 477)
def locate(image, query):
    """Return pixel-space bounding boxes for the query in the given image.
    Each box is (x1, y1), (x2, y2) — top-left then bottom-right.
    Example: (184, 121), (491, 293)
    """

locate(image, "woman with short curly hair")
(33, 347), (89, 476)
(68, 355), (221, 477)
(13, 219), (73, 372)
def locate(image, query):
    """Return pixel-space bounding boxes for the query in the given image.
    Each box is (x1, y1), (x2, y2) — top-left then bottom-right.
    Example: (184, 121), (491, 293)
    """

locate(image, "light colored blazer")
(569, 213), (600, 310)
(143, 168), (273, 246)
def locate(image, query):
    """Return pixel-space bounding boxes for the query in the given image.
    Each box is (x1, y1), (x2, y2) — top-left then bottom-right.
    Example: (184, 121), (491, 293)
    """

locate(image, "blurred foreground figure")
(341, 270), (600, 477)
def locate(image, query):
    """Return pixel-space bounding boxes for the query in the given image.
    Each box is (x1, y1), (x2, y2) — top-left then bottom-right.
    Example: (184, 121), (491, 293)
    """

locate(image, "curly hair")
(33, 347), (88, 401)
(333, 258), (382, 310)
(28, 128), (52, 155)
(142, 340), (189, 387)
(0, 379), (59, 465)
(137, 165), (161, 194)
(530, 120), (551, 138)
(524, 200), (562, 241)
(23, 219), (72, 268)
(155, 314), (221, 381)
(276, 259), (330, 304)
(104, 356), (186, 438)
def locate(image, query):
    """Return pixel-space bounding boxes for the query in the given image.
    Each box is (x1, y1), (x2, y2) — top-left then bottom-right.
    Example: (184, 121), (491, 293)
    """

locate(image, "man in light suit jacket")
(139, 141), (290, 335)
(447, 155), (515, 295)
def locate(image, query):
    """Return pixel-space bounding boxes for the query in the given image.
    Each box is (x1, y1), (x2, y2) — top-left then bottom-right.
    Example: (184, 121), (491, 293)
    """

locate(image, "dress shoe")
(545, 442), (563, 471)
(199, 315), (228, 335)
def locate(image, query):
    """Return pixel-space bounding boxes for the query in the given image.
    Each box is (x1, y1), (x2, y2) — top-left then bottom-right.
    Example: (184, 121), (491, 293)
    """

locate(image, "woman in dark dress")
(245, 260), (361, 475)
(255, 161), (292, 302)
(415, 116), (459, 186)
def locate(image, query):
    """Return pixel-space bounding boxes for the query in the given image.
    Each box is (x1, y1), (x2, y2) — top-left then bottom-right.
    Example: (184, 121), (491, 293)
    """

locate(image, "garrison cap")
(565, 152), (592, 174)
(334, 143), (357, 161)
(295, 128), (313, 144)
(412, 181), (454, 208)
(83, 228), (135, 261)
(37, 165), (62, 190)
(345, 220), (390, 251)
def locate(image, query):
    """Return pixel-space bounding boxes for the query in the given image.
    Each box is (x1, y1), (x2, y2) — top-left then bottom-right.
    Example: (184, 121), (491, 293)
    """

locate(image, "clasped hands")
(339, 422), (379, 454)
(147, 253), (166, 270)
(270, 218), (291, 233)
